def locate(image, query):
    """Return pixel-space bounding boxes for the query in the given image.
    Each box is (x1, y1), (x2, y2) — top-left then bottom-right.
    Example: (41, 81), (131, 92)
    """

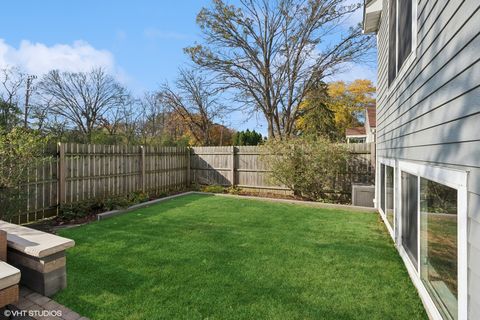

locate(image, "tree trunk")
(267, 120), (275, 139)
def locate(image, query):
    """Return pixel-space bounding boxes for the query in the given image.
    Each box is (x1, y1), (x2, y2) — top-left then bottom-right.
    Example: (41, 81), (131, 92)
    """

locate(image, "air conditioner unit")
(352, 183), (375, 208)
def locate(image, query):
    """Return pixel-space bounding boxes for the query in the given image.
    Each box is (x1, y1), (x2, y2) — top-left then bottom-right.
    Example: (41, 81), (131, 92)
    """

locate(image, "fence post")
(231, 146), (236, 186)
(58, 142), (66, 205)
(186, 147), (191, 187)
(140, 146), (146, 192)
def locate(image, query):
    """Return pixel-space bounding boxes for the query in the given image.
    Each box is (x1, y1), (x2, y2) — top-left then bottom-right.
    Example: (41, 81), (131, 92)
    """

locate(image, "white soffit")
(363, 0), (382, 34)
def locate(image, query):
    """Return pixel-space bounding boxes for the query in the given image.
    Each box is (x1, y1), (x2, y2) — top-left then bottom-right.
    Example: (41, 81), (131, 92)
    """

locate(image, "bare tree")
(137, 91), (168, 144)
(158, 69), (227, 146)
(38, 68), (128, 142)
(119, 98), (143, 144)
(100, 95), (143, 144)
(185, 0), (375, 138)
(29, 96), (52, 132)
(0, 67), (24, 130)
(0, 67), (25, 106)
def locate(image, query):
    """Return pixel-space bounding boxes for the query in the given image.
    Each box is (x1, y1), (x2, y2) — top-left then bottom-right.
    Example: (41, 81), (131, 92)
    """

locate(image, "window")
(398, 0), (413, 68)
(420, 179), (458, 319)
(401, 171), (418, 269)
(347, 137), (367, 144)
(378, 159), (395, 236)
(380, 164), (386, 213)
(386, 166), (395, 228)
(397, 161), (468, 320)
(388, 0), (415, 86)
(388, 0), (397, 85)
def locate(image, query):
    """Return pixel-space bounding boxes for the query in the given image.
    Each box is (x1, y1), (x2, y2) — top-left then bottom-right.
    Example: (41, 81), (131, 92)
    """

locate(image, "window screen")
(398, 0), (413, 71)
(401, 171), (418, 269)
(388, 0), (397, 86)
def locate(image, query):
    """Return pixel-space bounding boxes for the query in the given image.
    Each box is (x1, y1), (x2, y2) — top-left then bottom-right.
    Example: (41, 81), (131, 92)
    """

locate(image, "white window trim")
(387, 0), (418, 95)
(398, 245), (445, 320)
(378, 157), (396, 239)
(398, 160), (468, 320)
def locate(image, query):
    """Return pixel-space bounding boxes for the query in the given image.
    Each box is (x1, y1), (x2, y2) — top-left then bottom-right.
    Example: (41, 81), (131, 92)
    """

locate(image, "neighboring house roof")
(366, 106), (376, 128)
(346, 127), (366, 136)
(363, 0), (382, 33)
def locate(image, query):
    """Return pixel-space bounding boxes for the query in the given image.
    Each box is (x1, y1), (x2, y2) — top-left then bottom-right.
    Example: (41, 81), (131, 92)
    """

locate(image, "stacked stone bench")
(0, 261), (20, 307)
(0, 221), (75, 297)
(0, 230), (21, 308)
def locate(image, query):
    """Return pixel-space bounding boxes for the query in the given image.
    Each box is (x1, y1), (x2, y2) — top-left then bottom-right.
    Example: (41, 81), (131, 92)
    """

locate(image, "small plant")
(152, 191), (168, 198)
(129, 191), (150, 204)
(190, 181), (201, 191)
(58, 191), (151, 222)
(59, 199), (104, 221)
(226, 186), (242, 195)
(201, 185), (225, 193)
(103, 195), (131, 211)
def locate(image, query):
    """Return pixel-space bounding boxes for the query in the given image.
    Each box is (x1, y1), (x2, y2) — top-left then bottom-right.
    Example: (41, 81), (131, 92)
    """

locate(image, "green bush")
(58, 191), (151, 222)
(103, 196), (131, 211)
(201, 185), (225, 193)
(0, 128), (51, 219)
(262, 136), (350, 201)
(59, 199), (104, 221)
(225, 186), (242, 195)
(129, 191), (150, 204)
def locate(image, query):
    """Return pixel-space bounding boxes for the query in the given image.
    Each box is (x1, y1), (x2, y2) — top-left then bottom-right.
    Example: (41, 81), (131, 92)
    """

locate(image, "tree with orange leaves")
(328, 79), (375, 135)
(295, 79), (375, 140)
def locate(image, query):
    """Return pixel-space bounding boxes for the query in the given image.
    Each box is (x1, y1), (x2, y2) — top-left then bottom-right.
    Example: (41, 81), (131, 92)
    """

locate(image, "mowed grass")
(55, 194), (427, 320)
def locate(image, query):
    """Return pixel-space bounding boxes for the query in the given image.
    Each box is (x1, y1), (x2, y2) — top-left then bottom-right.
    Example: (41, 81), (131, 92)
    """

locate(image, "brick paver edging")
(3, 286), (90, 320)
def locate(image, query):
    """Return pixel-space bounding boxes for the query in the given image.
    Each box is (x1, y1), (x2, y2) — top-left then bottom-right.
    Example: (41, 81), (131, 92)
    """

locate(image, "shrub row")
(58, 191), (152, 222)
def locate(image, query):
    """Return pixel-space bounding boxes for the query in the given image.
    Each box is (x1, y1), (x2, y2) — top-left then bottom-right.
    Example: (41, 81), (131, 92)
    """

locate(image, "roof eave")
(362, 0), (382, 34)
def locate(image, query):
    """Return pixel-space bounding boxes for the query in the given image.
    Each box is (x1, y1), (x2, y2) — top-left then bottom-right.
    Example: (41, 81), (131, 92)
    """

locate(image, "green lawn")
(55, 194), (427, 320)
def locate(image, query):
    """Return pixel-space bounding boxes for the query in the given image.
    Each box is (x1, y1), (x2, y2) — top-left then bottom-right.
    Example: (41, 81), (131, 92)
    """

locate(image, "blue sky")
(0, 0), (209, 91)
(0, 0), (376, 135)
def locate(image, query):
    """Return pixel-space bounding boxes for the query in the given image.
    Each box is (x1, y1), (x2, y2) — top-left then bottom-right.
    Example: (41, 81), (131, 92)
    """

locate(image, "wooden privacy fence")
(191, 146), (289, 192)
(190, 143), (375, 197)
(18, 145), (58, 224)
(11, 143), (189, 224)
(58, 144), (189, 204)
(8, 142), (374, 224)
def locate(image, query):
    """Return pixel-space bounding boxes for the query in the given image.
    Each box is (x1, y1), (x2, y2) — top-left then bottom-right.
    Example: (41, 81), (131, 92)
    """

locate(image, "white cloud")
(0, 39), (127, 81)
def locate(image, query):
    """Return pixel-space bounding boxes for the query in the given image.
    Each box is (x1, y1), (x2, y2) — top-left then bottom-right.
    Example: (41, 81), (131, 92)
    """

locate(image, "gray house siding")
(375, 0), (480, 318)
